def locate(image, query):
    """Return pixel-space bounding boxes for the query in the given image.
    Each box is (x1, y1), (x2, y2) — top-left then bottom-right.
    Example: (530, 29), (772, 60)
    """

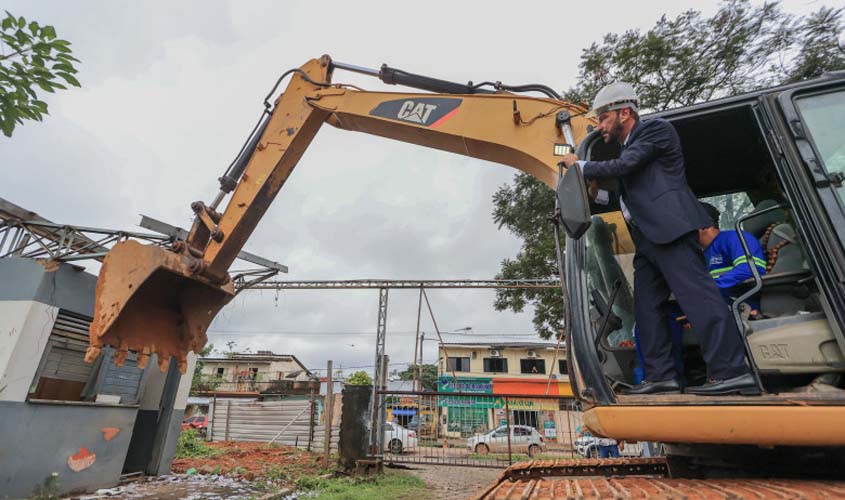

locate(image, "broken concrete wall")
(0, 258), (192, 496)
(0, 400), (136, 498)
(0, 258), (93, 403)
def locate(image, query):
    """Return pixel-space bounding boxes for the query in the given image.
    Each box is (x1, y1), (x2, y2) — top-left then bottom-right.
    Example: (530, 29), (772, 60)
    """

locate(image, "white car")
(467, 425), (546, 457)
(384, 421), (417, 454)
(574, 434), (601, 457)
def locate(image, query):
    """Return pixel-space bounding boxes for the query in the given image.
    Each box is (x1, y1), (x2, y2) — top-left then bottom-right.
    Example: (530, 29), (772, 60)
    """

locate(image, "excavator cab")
(562, 73), (845, 465)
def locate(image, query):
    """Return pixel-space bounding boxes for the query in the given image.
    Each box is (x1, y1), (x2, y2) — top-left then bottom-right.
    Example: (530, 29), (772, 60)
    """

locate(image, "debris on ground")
(66, 473), (268, 500)
(171, 441), (328, 485)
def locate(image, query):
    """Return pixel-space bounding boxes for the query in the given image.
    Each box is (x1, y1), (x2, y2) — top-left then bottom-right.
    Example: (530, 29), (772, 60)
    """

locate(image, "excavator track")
(475, 459), (845, 499)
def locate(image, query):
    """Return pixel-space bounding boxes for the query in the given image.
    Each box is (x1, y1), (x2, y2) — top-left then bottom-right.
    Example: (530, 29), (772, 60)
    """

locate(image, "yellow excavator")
(86, 55), (845, 479)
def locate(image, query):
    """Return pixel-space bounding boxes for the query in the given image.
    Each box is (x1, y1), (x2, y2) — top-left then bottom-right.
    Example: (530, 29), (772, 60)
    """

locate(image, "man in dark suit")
(561, 82), (758, 395)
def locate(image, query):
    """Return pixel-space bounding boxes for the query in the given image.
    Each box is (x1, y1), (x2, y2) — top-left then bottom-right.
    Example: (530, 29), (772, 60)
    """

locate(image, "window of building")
(558, 360), (568, 375)
(29, 309), (144, 405)
(447, 407), (486, 437)
(446, 357), (471, 372)
(483, 358), (508, 373)
(520, 359), (546, 374)
(248, 367), (259, 379)
(216, 367), (225, 376)
(511, 411), (539, 429)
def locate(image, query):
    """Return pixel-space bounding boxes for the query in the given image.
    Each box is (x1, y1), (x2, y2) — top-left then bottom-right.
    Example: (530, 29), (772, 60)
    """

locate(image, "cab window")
(795, 89), (845, 204)
(699, 193), (754, 230)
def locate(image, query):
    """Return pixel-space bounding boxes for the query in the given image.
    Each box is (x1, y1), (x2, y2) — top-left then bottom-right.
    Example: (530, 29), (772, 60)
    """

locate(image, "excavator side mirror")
(556, 163), (592, 239)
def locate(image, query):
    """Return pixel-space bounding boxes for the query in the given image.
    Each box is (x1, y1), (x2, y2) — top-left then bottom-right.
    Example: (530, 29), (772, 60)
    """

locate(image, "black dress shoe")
(622, 379), (682, 395)
(685, 373), (761, 396)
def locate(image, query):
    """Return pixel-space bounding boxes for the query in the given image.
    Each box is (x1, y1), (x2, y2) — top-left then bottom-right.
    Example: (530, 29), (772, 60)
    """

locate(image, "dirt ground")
(403, 464), (502, 500)
(68, 444), (504, 500)
(171, 441), (327, 483)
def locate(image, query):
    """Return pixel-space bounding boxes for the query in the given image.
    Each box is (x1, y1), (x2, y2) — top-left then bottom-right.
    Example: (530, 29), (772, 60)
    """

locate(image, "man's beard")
(604, 115), (625, 144)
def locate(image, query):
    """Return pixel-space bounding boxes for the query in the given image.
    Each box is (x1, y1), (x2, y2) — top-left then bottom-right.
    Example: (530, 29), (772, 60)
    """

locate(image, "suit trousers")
(631, 227), (749, 381)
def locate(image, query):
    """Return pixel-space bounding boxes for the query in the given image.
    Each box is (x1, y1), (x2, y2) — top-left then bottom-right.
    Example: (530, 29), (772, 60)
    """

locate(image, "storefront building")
(437, 342), (580, 444)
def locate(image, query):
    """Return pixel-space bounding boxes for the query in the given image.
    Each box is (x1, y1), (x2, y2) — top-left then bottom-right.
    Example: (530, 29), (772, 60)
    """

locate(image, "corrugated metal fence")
(209, 398), (340, 452)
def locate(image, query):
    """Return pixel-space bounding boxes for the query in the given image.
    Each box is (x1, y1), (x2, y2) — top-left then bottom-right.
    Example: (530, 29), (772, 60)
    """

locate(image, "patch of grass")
(30, 472), (60, 500)
(296, 471), (431, 500)
(175, 429), (220, 459)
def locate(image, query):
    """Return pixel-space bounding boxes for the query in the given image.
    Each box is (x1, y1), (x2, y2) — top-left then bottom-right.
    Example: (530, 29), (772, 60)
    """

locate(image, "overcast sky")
(2, 0), (829, 376)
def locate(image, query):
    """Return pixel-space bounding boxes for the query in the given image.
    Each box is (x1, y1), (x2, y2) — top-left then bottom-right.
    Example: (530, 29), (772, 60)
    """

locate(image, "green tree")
(190, 343), (219, 394)
(346, 370), (372, 386)
(398, 363), (438, 391)
(0, 11), (81, 137)
(494, 0), (845, 338)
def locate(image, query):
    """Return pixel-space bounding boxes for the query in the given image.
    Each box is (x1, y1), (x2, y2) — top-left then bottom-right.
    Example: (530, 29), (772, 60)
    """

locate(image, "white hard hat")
(587, 82), (640, 118)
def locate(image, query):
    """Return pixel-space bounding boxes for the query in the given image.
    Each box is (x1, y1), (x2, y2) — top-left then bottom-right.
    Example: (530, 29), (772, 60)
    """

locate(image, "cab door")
(771, 77), (845, 353)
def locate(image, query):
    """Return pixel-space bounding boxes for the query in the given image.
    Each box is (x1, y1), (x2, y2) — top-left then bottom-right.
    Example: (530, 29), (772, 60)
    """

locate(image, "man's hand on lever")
(561, 153), (579, 168)
(561, 153), (602, 202)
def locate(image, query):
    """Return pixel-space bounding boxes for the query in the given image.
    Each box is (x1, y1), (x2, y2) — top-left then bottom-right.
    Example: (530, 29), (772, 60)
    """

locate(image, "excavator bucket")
(86, 240), (235, 373)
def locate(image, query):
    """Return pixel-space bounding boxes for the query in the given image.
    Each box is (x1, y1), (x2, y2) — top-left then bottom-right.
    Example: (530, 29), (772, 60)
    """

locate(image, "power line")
(206, 329), (542, 337)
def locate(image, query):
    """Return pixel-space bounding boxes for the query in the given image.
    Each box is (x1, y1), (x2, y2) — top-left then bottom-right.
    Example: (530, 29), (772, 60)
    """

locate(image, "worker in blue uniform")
(561, 82), (758, 396)
(698, 202), (767, 314)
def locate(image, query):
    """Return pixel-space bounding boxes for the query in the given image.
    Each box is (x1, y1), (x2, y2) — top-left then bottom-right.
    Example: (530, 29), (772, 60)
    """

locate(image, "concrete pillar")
(337, 384), (371, 472)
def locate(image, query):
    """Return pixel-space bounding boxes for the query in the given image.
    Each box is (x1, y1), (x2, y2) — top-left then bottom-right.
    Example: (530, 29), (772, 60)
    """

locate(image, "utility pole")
(323, 359), (333, 466)
(412, 286), (422, 393)
(417, 331), (425, 391)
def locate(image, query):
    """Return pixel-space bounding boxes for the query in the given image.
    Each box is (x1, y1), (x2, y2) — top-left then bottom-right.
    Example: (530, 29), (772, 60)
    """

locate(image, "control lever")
(593, 279), (623, 351)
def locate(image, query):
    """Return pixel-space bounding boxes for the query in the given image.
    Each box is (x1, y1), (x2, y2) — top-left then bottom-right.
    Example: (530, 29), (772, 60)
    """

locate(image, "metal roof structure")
(0, 197), (285, 289)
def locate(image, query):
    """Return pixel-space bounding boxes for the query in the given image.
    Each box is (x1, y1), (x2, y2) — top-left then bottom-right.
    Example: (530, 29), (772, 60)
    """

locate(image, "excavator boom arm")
(200, 57), (592, 281)
(87, 55), (593, 371)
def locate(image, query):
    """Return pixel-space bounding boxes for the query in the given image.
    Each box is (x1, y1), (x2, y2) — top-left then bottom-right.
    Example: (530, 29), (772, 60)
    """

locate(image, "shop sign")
(544, 420), (557, 438)
(493, 397), (559, 411)
(437, 376), (493, 394)
(437, 396), (496, 408)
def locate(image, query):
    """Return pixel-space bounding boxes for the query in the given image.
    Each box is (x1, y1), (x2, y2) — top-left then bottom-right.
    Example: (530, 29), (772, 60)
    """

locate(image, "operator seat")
(759, 222), (815, 316)
(743, 199), (785, 238)
(732, 199), (814, 317)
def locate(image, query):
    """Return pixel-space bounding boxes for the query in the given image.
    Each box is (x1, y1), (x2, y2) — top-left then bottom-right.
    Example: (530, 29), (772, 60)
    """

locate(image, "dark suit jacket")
(583, 118), (711, 244)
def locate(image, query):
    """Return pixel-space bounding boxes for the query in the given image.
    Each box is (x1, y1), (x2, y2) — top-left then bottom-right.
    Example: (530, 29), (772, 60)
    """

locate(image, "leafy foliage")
(175, 429), (219, 459)
(492, 174), (561, 339)
(563, 1), (844, 111)
(346, 370), (372, 386)
(0, 11), (81, 137)
(493, 0), (845, 338)
(398, 364), (438, 391)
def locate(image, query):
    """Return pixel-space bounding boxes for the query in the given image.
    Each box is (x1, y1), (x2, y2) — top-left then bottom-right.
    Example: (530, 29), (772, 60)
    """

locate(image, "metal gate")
(373, 390), (585, 468)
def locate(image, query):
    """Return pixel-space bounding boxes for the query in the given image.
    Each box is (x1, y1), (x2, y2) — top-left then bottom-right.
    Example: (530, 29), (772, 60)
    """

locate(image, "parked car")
(384, 421), (417, 454)
(407, 414), (432, 435)
(467, 425), (545, 457)
(181, 415), (208, 435)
